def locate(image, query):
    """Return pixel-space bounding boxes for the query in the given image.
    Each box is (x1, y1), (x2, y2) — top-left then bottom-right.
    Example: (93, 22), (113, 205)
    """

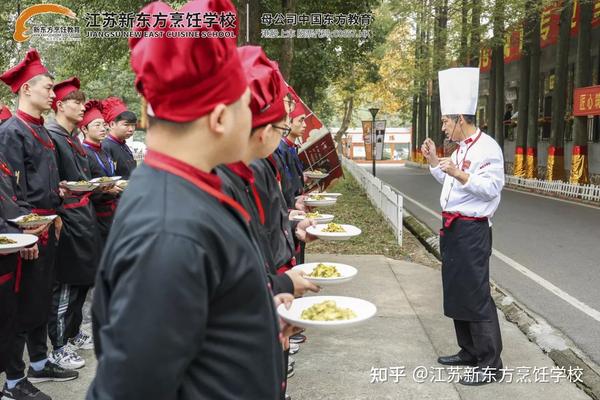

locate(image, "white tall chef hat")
(438, 67), (480, 116)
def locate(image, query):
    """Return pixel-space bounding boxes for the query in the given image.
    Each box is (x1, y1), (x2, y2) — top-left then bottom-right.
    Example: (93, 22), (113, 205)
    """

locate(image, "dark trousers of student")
(47, 283), (91, 349)
(4, 233), (56, 380)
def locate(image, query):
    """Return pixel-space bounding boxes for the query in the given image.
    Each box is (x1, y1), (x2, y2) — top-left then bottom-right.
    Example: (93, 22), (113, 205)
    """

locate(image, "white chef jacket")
(429, 129), (505, 225)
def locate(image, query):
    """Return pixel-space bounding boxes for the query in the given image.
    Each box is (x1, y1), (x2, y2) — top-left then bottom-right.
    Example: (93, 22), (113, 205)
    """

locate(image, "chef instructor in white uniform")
(421, 67), (505, 386)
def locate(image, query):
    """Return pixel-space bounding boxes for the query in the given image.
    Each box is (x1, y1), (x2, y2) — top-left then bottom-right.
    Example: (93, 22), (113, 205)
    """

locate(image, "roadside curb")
(403, 211), (600, 400)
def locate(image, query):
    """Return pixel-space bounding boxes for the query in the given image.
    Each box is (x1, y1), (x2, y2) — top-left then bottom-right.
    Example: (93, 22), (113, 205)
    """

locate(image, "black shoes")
(2, 379), (51, 400)
(27, 361), (79, 383)
(437, 353), (477, 366)
(459, 370), (502, 386)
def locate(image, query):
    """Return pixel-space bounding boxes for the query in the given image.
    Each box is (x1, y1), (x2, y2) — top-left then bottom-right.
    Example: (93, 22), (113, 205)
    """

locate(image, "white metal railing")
(505, 175), (600, 203)
(342, 158), (403, 246)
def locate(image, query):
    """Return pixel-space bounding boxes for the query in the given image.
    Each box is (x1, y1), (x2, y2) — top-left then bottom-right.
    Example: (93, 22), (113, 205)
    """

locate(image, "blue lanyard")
(83, 143), (115, 176)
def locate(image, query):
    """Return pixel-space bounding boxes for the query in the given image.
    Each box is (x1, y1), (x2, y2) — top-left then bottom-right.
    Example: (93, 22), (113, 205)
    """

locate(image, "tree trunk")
(279, 0), (295, 81)
(469, 0), (481, 67)
(417, 0), (430, 163)
(488, 52), (496, 134)
(335, 97), (353, 154)
(570, 0), (593, 184)
(526, 0), (542, 179)
(431, 0), (448, 157)
(547, 0), (573, 181)
(460, 0), (469, 66)
(411, 12), (422, 161)
(493, 0), (505, 151)
(514, 0), (534, 177)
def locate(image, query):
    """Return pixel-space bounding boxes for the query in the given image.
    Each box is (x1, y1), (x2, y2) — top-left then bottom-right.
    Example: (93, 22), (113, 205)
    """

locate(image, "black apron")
(439, 214), (493, 321)
(48, 122), (101, 285)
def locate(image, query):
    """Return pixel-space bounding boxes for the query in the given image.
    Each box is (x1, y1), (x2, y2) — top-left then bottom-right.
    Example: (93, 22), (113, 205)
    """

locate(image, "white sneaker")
(289, 343), (300, 355)
(49, 346), (85, 370)
(70, 331), (94, 350)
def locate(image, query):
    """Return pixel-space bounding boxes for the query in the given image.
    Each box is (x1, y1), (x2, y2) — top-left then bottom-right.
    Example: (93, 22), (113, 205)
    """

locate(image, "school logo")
(13, 4), (78, 42)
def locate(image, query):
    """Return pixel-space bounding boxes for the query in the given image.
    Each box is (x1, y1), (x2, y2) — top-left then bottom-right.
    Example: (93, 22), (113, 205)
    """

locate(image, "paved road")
(369, 163), (600, 366)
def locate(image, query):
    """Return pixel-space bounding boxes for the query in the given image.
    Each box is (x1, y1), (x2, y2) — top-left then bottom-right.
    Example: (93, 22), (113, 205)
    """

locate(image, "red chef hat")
(0, 49), (49, 93)
(0, 106), (12, 121)
(52, 77), (81, 111)
(238, 46), (288, 129)
(129, 0), (247, 123)
(288, 85), (308, 120)
(79, 100), (104, 128)
(101, 97), (128, 123)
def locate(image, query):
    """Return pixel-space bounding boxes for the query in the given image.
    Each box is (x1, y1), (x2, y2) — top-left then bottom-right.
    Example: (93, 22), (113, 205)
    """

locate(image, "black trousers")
(0, 259), (18, 374)
(453, 300), (503, 371)
(48, 283), (91, 349)
(4, 322), (48, 380)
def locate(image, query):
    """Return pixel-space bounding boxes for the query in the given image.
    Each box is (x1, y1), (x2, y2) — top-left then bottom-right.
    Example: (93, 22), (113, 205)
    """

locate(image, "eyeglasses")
(272, 125), (291, 136)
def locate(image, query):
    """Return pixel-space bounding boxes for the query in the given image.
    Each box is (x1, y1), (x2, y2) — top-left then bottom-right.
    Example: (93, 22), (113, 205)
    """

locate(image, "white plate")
(313, 192), (342, 198)
(304, 198), (337, 207)
(306, 224), (362, 241)
(9, 214), (57, 229)
(278, 295), (376, 330)
(291, 213), (335, 224)
(304, 171), (329, 180)
(90, 176), (122, 187)
(0, 234), (38, 254)
(292, 262), (357, 286)
(65, 181), (96, 192)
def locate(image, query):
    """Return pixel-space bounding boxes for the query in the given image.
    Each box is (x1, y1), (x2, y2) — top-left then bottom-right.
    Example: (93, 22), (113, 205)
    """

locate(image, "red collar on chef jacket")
(16, 109), (43, 125)
(283, 136), (297, 148)
(144, 150), (250, 222)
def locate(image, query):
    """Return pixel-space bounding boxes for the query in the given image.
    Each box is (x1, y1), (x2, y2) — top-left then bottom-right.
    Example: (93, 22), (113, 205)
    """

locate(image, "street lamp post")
(369, 107), (379, 176)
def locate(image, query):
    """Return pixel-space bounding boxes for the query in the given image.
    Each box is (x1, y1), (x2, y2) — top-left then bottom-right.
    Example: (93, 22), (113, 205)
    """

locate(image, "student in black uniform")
(0, 48), (78, 400)
(101, 97), (137, 179)
(217, 46), (319, 300)
(87, 1), (294, 399)
(0, 147), (48, 400)
(80, 100), (122, 243)
(46, 77), (102, 370)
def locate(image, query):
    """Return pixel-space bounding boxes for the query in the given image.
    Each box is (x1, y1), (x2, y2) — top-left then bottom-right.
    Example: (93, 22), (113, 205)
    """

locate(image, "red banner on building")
(573, 85), (600, 116)
(479, 48), (491, 72)
(503, 27), (523, 63)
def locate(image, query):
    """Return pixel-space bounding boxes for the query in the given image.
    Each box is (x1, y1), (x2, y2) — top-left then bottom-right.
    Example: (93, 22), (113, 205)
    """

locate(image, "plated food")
(90, 176), (122, 187)
(308, 263), (341, 278)
(322, 223), (345, 233)
(306, 224), (362, 241)
(116, 180), (128, 188)
(0, 233), (38, 254)
(303, 196), (337, 207)
(304, 170), (329, 180)
(291, 211), (335, 224)
(277, 295), (377, 329)
(0, 236), (17, 245)
(9, 213), (57, 229)
(292, 262), (358, 286)
(64, 180), (96, 192)
(301, 300), (357, 321)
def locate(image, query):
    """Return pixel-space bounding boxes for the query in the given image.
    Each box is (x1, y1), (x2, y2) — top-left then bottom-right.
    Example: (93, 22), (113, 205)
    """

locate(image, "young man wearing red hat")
(0, 150), (50, 400)
(216, 46), (319, 300)
(275, 88), (307, 211)
(45, 78), (102, 371)
(87, 2), (291, 399)
(101, 97), (137, 179)
(80, 101), (122, 244)
(0, 48), (77, 400)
